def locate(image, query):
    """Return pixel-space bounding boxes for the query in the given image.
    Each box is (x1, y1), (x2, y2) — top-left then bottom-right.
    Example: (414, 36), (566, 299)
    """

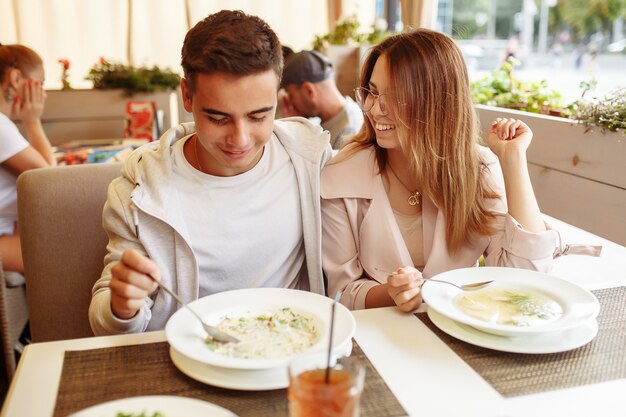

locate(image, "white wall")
(0, 0), (329, 90)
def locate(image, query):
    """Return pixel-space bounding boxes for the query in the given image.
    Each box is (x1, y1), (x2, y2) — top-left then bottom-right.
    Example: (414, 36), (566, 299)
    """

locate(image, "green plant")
(85, 57), (180, 95)
(470, 57), (569, 116)
(471, 59), (625, 134)
(569, 87), (626, 133)
(312, 15), (394, 50)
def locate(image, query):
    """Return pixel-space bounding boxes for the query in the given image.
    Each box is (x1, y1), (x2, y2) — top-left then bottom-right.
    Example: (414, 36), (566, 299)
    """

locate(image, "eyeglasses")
(354, 87), (395, 117)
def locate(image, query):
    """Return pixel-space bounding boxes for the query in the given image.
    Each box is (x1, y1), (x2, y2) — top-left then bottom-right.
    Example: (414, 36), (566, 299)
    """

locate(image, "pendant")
(408, 191), (421, 206)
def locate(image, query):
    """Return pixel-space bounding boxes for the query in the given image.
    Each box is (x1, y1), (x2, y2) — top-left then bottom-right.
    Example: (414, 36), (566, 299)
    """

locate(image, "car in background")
(607, 39), (626, 53)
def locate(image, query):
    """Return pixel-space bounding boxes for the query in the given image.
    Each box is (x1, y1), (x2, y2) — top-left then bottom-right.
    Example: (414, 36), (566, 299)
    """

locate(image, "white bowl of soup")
(165, 288), (355, 370)
(421, 267), (599, 337)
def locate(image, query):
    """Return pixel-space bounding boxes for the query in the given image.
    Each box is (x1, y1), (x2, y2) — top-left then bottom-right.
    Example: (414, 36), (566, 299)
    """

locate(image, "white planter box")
(17, 88), (181, 146)
(476, 105), (626, 245)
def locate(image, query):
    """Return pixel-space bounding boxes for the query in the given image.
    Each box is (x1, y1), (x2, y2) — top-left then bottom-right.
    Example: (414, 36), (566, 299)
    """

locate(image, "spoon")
(325, 290), (343, 384)
(148, 274), (239, 343)
(374, 268), (493, 291)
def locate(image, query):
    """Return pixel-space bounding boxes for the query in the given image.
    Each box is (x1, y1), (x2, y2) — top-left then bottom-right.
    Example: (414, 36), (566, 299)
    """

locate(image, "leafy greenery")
(470, 57), (568, 116)
(85, 58), (180, 96)
(569, 86), (626, 133)
(554, 0), (626, 42)
(312, 15), (395, 50)
(471, 57), (625, 134)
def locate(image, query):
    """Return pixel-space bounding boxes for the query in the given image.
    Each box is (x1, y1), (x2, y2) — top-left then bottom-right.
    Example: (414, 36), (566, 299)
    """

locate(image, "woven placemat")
(417, 287), (626, 398)
(52, 340), (406, 417)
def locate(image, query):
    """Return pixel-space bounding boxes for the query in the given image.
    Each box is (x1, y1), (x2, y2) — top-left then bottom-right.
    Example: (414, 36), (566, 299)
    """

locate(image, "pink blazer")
(321, 146), (562, 310)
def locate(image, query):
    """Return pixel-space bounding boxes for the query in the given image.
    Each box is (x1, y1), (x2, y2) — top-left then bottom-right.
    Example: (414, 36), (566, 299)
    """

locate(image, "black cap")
(280, 50), (334, 88)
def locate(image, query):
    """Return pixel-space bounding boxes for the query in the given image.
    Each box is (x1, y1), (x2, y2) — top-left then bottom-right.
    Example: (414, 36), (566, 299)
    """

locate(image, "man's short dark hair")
(181, 10), (283, 92)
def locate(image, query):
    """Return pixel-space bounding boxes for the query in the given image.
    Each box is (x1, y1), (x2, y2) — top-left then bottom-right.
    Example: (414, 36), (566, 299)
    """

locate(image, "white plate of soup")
(168, 339), (353, 390)
(165, 288), (355, 370)
(421, 267), (599, 337)
(427, 308), (598, 354)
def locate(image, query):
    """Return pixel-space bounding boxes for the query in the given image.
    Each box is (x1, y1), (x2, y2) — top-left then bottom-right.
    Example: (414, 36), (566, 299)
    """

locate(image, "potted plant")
(568, 86), (626, 134)
(312, 15), (395, 96)
(471, 57), (570, 117)
(39, 58), (182, 145)
(85, 57), (180, 96)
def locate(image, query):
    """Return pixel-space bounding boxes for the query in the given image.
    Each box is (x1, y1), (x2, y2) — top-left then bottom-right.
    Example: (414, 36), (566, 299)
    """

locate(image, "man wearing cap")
(280, 50), (364, 150)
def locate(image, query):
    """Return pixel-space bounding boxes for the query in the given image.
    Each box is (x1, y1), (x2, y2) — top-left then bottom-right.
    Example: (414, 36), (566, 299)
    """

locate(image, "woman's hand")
(13, 79), (47, 124)
(386, 266), (424, 312)
(487, 117), (533, 162)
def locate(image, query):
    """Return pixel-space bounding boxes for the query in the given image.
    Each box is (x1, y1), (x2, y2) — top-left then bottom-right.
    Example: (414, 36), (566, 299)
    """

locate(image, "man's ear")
(181, 77), (193, 113)
(301, 82), (317, 99)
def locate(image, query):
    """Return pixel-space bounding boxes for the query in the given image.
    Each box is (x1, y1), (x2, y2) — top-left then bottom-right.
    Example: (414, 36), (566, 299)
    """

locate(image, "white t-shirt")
(172, 135), (305, 296)
(0, 113), (29, 235)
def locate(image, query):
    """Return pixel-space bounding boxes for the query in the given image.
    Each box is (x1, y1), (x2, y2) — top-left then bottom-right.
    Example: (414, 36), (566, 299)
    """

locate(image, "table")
(54, 138), (148, 165)
(2, 215), (625, 417)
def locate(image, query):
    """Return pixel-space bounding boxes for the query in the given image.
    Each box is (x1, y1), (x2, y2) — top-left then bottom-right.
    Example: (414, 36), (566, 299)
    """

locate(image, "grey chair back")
(0, 265), (28, 380)
(17, 163), (122, 342)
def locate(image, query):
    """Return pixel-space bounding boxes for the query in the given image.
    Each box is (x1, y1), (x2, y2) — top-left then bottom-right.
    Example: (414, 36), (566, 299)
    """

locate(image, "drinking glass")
(288, 351), (365, 417)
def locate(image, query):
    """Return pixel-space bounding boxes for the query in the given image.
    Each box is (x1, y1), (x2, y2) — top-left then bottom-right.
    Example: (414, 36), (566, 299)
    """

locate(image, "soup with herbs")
(205, 307), (319, 359)
(453, 288), (563, 327)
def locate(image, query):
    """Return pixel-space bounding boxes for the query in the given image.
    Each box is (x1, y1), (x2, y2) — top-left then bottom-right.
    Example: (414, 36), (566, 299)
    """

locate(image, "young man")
(89, 10), (333, 335)
(279, 50), (364, 150)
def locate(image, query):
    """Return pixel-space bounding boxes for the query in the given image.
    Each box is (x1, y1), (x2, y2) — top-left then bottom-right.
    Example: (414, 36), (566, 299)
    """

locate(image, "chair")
(0, 262), (28, 381)
(17, 163), (122, 343)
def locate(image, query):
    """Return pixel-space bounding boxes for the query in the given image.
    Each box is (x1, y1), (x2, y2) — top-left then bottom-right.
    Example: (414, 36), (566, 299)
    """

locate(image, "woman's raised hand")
(13, 79), (47, 124)
(487, 117), (533, 161)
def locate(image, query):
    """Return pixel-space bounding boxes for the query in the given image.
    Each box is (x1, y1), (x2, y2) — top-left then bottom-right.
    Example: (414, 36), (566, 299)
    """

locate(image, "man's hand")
(109, 249), (160, 320)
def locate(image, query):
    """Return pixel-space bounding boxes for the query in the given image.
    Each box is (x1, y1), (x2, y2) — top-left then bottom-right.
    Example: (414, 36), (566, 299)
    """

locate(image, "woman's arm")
(322, 197), (381, 309)
(487, 118), (544, 233)
(3, 79), (55, 174)
(321, 197), (424, 311)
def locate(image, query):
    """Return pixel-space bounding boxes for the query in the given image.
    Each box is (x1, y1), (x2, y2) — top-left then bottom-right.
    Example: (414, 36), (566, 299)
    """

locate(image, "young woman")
(321, 29), (564, 312)
(0, 44), (55, 272)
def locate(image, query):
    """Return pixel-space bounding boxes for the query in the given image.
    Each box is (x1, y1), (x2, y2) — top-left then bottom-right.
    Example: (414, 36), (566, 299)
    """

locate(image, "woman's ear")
(7, 68), (22, 89)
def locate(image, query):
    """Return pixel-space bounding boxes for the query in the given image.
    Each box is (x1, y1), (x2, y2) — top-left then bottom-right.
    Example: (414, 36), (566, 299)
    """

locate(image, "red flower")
(99, 56), (108, 65)
(58, 59), (70, 69)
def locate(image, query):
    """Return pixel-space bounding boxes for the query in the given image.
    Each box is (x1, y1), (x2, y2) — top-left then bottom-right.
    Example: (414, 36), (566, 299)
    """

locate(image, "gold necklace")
(387, 163), (421, 206)
(193, 136), (205, 173)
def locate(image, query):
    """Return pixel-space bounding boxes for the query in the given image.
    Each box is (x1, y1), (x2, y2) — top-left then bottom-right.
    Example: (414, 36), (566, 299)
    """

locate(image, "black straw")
(325, 290), (343, 384)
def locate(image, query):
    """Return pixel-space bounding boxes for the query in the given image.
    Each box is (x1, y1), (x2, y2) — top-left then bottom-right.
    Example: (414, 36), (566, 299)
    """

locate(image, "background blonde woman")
(321, 29), (565, 312)
(0, 44), (55, 273)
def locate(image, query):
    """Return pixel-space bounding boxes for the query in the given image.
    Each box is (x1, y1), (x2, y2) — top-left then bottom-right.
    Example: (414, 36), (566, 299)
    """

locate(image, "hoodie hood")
(121, 122), (196, 188)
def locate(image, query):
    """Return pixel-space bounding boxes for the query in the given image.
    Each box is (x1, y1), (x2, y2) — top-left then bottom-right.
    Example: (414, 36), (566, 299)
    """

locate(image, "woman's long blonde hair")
(345, 29), (499, 252)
